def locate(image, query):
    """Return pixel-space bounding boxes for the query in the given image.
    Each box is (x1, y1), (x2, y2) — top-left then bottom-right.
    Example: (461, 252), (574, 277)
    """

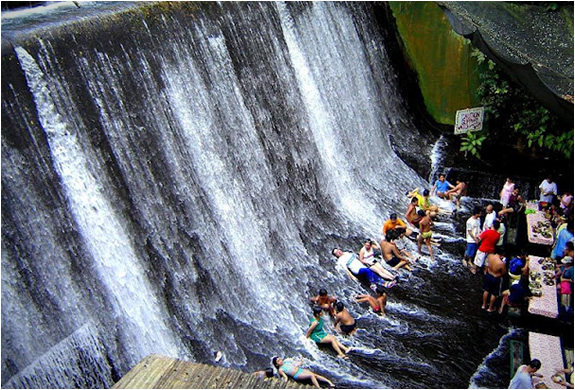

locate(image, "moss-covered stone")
(388, 2), (481, 125)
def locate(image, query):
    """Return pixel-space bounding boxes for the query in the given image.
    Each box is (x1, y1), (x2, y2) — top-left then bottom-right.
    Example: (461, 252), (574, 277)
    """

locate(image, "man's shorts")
(482, 273), (502, 296)
(465, 242), (478, 258)
(386, 256), (401, 267)
(474, 250), (488, 268)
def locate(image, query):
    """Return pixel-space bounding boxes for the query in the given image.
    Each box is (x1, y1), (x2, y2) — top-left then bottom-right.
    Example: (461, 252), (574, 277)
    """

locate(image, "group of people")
(461, 176), (574, 319)
(254, 174), (574, 389)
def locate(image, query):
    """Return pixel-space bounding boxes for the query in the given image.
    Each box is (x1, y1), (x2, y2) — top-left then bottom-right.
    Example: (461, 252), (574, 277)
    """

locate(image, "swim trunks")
(420, 231), (432, 239)
(386, 256), (401, 267)
(373, 306), (381, 313)
(482, 273), (502, 296)
(340, 322), (357, 335)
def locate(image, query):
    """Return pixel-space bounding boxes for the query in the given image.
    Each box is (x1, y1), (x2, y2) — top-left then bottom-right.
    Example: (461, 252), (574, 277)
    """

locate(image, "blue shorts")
(465, 243), (478, 258)
(356, 267), (381, 285)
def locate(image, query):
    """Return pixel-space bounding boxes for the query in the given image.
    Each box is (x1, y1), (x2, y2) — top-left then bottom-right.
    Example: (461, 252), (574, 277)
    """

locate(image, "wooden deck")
(112, 354), (313, 389)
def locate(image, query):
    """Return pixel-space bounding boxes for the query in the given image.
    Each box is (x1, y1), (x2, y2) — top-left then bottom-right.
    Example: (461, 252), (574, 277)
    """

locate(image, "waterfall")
(2, 2), (510, 388)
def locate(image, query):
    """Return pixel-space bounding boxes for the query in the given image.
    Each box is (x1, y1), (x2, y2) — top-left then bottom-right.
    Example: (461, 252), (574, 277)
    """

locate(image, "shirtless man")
(310, 288), (337, 317)
(417, 210), (434, 261)
(482, 249), (506, 312)
(405, 197), (422, 226)
(333, 302), (357, 336)
(380, 230), (412, 271)
(446, 180), (466, 208)
(355, 285), (387, 316)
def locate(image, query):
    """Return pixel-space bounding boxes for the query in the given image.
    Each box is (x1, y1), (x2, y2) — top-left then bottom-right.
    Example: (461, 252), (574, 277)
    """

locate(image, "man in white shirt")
(463, 206), (482, 269)
(483, 204), (496, 232)
(539, 177), (557, 203)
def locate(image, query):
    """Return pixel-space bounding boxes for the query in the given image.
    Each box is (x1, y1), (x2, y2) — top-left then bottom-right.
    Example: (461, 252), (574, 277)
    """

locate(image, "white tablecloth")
(527, 256), (558, 318)
(529, 332), (565, 389)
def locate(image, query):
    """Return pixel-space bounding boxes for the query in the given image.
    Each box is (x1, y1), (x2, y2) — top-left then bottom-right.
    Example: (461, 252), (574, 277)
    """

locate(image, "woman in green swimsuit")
(272, 357), (335, 388)
(306, 306), (351, 359)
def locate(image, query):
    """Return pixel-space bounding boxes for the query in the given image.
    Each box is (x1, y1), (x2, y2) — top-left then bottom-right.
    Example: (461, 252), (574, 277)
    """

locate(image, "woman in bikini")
(306, 306), (351, 359)
(272, 356), (335, 388)
(355, 285), (387, 316)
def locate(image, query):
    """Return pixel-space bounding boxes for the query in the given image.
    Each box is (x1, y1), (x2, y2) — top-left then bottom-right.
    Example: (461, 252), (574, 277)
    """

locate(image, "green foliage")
(469, 48), (573, 159)
(460, 131), (486, 159)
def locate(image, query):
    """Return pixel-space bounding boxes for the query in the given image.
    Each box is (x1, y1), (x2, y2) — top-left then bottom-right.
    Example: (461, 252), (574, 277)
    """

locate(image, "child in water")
(310, 288), (337, 316)
(355, 285), (387, 316)
(334, 302), (357, 336)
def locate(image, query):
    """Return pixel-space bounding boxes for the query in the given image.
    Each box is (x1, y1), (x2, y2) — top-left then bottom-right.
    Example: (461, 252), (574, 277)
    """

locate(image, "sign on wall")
(454, 107), (484, 134)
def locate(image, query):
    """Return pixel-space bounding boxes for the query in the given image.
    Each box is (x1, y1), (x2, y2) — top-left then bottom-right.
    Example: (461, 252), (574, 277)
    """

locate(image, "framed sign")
(454, 107), (484, 134)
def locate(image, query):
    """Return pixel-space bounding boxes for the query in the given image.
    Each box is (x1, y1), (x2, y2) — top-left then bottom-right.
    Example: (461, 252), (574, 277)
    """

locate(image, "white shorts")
(474, 250), (488, 268)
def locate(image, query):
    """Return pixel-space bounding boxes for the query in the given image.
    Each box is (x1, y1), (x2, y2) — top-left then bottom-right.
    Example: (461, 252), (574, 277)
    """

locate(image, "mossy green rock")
(389, 2), (481, 125)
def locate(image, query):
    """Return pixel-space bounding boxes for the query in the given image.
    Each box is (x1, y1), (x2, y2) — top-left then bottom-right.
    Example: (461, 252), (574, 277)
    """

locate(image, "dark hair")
(423, 189), (430, 196)
(386, 229), (398, 241)
(439, 173), (445, 178)
(331, 248), (339, 257)
(473, 206), (482, 216)
(364, 238), (372, 244)
(319, 288), (327, 296)
(335, 302), (344, 312)
(265, 367), (274, 377)
(411, 197), (418, 203)
(566, 241), (574, 251)
(493, 220), (500, 230)
(390, 213), (397, 219)
(417, 209), (426, 217)
(529, 359), (541, 370)
(312, 306), (323, 316)
(272, 357), (280, 368)
(376, 286), (385, 295)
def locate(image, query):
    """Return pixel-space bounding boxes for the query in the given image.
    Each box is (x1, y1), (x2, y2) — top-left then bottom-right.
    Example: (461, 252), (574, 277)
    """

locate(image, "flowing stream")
(2, 2), (511, 388)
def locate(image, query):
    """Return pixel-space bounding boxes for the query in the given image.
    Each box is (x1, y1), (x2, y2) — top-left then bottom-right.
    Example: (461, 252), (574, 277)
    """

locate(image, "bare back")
(381, 241), (395, 261)
(419, 216), (432, 233)
(486, 254), (505, 277)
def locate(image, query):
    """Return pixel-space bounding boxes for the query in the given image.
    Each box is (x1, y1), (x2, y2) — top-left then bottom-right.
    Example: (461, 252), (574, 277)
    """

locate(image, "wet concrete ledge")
(112, 354), (313, 389)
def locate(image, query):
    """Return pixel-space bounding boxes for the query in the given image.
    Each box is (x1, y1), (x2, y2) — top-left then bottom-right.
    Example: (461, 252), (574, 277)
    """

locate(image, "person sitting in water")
(405, 196), (422, 226)
(431, 173), (455, 200)
(355, 285), (387, 316)
(332, 248), (397, 288)
(358, 239), (397, 281)
(334, 302), (357, 336)
(252, 367), (274, 380)
(382, 213), (413, 239)
(310, 288), (337, 317)
(380, 230), (412, 271)
(272, 356), (335, 389)
(306, 306), (351, 359)
(414, 188), (439, 216)
(446, 180), (467, 208)
(417, 210), (435, 261)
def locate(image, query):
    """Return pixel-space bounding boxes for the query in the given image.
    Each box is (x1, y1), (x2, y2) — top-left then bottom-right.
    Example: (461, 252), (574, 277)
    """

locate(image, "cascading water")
(2, 2), (511, 388)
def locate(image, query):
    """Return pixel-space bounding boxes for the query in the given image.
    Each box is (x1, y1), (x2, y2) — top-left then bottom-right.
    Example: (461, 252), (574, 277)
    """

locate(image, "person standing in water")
(417, 210), (435, 261)
(306, 306), (351, 359)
